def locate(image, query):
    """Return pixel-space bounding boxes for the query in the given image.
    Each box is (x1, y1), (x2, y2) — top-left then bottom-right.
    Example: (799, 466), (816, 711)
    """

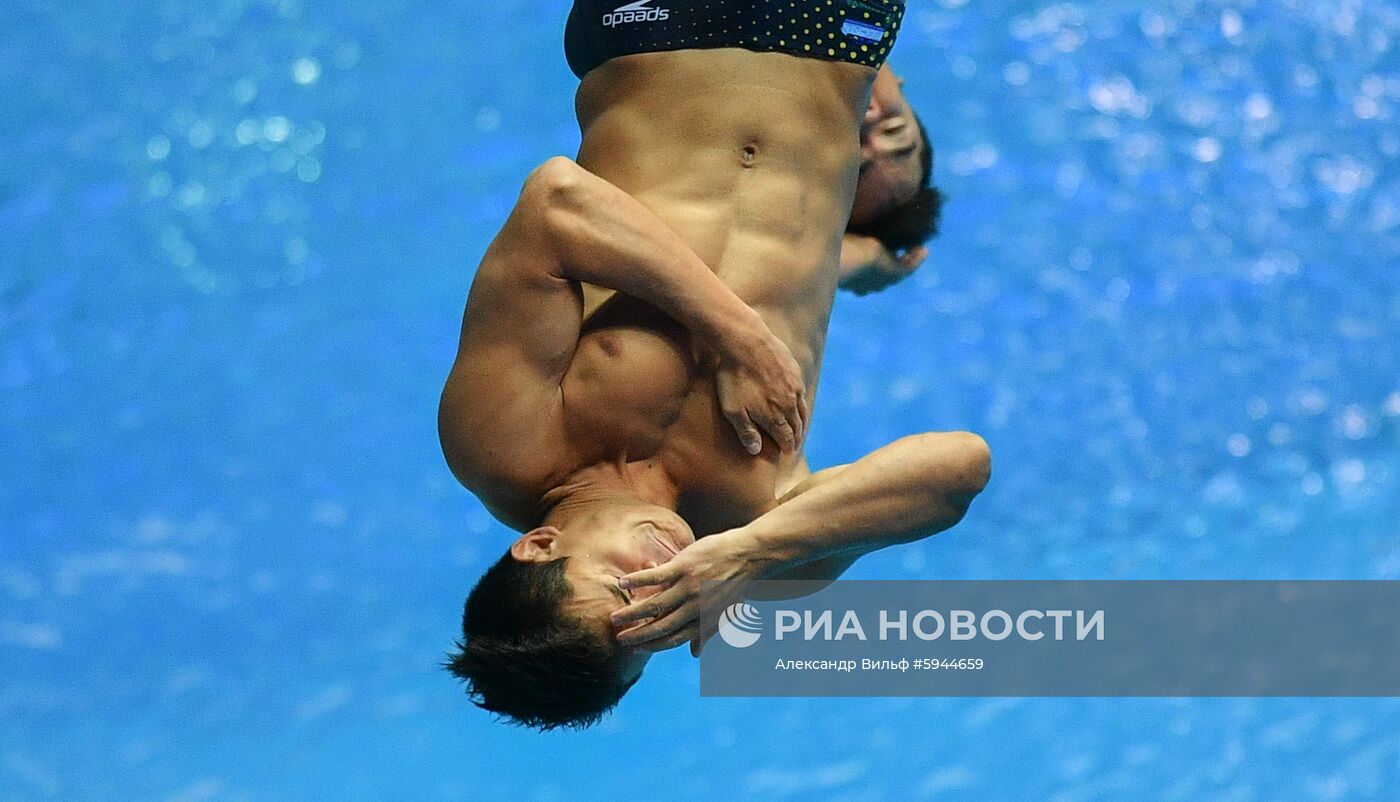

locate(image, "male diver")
(840, 59), (942, 294)
(439, 0), (989, 729)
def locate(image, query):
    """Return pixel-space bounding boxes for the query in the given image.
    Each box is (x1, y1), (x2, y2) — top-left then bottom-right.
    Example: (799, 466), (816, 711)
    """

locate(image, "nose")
(864, 99), (881, 125)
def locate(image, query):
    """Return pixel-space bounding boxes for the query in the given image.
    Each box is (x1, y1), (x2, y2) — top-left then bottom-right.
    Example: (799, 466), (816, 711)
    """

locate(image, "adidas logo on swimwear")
(602, 0), (670, 27)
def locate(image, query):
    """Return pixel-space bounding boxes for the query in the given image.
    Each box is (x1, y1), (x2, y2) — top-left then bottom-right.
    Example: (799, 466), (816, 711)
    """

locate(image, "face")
(510, 504), (696, 680)
(851, 65), (925, 227)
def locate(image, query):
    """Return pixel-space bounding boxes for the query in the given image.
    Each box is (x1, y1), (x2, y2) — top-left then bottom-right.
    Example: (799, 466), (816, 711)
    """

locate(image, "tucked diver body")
(439, 0), (989, 729)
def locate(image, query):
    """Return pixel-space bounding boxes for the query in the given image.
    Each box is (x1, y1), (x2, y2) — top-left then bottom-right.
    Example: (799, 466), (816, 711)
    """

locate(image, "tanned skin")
(440, 49), (988, 670)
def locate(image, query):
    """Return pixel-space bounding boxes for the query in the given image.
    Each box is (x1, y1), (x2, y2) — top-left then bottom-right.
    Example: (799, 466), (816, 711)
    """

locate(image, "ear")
(509, 526), (563, 563)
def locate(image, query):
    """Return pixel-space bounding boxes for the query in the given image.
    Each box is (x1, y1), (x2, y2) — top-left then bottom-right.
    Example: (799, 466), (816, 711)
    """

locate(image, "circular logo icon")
(717, 602), (763, 649)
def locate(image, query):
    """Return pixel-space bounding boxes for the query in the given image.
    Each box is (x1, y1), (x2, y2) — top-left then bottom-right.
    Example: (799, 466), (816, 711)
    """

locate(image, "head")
(444, 501), (694, 730)
(850, 65), (944, 253)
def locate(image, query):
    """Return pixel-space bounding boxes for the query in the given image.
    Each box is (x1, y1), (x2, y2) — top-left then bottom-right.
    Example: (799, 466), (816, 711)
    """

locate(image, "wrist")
(723, 524), (792, 580)
(709, 306), (768, 360)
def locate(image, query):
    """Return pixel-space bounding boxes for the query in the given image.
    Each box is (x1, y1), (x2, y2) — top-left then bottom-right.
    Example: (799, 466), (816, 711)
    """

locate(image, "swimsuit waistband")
(565, 0), (906, 79)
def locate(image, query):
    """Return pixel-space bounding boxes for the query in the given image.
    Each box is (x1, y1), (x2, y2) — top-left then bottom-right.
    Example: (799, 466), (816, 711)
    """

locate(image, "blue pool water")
(3, 0), (1398, 799)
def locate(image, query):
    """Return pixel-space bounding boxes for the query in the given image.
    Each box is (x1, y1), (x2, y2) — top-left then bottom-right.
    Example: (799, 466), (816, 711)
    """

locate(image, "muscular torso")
(446, 49), (873, 534)
(563, 50), (872, 533)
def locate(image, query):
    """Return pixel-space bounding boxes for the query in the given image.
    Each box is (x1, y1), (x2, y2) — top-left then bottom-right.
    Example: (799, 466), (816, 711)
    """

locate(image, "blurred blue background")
(3, 0), (1398, 799)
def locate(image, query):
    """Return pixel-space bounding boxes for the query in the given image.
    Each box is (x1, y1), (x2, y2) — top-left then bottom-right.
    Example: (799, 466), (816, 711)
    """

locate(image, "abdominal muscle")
(574, 48), (869, 384)
(561, 49), (870, 530)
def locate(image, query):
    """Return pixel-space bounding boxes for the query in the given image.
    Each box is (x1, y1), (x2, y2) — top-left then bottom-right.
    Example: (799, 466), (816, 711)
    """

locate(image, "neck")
(541, 459), (679, 527)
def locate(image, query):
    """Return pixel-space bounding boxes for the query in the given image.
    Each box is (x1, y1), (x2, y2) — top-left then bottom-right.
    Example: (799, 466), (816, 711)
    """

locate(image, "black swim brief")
(565, 0), (906, 79)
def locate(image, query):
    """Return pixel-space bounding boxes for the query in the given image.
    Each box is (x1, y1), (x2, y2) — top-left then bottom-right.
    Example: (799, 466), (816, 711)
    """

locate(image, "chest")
(560, 323), (695, 459)
(561, 300), (783, 533)
(662, 388), (782, 535)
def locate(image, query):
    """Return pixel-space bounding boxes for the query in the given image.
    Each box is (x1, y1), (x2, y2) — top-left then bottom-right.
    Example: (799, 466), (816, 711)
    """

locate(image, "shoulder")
(437, 157), (601, 530)
(438, 388), (579, 531)
(462, 473), (557, 532)
(438, 375), (575, 519)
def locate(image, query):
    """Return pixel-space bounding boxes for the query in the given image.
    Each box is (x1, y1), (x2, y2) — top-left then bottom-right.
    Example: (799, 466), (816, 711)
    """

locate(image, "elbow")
(921, 431), (991, 512)
(955, 431), (992, 498)
(523, 157), (595, 249)
(524, 156), (587, 210)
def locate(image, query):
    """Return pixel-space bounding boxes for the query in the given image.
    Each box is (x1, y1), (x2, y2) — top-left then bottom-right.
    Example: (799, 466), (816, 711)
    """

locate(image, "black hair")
(444, 551), (639, 731)
(850, 113), (944, 253)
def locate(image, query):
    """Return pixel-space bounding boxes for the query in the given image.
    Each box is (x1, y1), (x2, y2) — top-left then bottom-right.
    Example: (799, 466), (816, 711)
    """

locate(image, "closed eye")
(891, 141), (917, 161)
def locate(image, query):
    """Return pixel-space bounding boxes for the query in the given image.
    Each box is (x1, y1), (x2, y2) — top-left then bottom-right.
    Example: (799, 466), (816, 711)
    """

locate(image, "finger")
(785, 380), (807, 447)
(763, 414), (797, 454)
(794, 389), (810, 446)
(626, 622), (699, 653)
(618, 561), (678, 591)
(689, 622), (719, 657)
(786, 402), (805, 452)
(610, 584), (686, 628)
(724, 408), (763, 455)
(615, 603), (697, 647)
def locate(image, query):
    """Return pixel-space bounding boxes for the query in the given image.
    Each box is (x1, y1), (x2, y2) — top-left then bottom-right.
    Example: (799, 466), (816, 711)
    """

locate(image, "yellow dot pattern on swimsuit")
(565, 0), (906, 80)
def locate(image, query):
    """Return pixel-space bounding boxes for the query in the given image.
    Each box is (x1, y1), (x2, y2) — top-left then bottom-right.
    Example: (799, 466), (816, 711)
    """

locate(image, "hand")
(714, 321), (808, 455)
(609, 531), (768, 656)
(838, 234), (929, 297)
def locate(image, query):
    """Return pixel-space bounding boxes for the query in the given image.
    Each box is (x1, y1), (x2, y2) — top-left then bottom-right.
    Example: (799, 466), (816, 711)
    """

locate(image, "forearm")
(530, 157), (762, 349)
(741, 432), (992, 574)
(838, 233), (878, 284)
(608, 434), (989, 650)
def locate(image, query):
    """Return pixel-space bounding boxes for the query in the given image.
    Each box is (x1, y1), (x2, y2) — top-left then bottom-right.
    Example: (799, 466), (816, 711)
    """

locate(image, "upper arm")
(438, 160), (586, 492)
